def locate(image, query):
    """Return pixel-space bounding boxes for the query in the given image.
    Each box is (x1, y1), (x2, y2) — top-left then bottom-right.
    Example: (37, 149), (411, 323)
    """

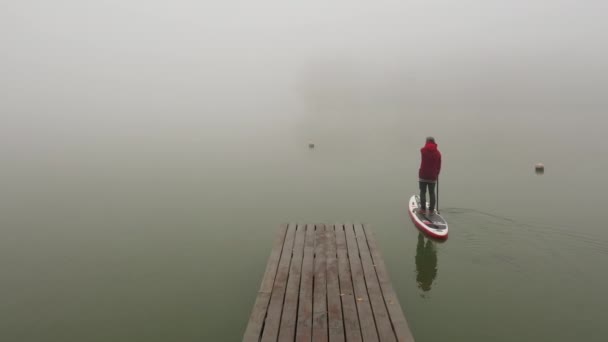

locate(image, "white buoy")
(535, 163), (544, 174)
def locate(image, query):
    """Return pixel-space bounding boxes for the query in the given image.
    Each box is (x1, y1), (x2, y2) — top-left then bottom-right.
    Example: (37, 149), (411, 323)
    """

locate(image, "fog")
(3, 1), (607, 129)
(3, 0), (607, 204)
(2, 2), (608, 341)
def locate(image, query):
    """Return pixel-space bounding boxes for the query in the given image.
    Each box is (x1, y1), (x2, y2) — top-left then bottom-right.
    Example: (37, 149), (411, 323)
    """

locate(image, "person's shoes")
(417, 208), (427, 215)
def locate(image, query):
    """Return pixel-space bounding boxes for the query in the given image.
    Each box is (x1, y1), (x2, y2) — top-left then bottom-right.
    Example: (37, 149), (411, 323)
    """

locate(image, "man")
(418, 136), (441, 214)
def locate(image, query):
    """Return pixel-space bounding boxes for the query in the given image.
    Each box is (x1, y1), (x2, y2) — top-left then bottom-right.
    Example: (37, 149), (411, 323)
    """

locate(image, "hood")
(423, 142), (438, 151)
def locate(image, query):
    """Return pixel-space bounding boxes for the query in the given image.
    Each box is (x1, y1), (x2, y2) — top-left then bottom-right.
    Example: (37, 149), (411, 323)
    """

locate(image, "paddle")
(436, 178), (440, 214)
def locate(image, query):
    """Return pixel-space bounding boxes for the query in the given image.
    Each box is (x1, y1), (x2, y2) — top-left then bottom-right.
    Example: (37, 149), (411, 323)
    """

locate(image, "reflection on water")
(415, 232), (438, 294)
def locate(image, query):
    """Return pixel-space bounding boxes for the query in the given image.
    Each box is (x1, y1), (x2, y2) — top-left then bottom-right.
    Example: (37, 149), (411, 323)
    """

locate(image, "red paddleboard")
(408, 195), (448, 239)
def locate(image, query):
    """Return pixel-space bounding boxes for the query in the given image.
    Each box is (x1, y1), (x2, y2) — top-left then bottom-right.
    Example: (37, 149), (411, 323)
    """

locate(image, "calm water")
(2, 1), (608, 341)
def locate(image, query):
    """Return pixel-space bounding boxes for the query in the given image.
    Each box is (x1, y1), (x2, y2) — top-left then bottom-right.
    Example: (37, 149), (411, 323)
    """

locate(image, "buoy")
(309, 143), (315, 149)
(535, 163), (544, 174)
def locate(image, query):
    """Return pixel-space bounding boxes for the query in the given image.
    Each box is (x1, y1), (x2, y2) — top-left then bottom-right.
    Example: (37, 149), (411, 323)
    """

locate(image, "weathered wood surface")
(243, 224), (415, 342)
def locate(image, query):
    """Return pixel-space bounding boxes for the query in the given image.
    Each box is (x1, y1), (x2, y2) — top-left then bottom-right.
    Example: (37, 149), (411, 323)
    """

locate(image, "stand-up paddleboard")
(408, 195), (448, 239)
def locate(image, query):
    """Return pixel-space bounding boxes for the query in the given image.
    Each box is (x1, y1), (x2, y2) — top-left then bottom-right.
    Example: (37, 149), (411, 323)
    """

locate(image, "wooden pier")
(243, 223), (415, 342)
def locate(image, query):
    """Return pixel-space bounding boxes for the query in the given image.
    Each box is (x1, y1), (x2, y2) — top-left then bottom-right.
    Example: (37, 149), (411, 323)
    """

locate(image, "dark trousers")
(419, 181), (436, 211)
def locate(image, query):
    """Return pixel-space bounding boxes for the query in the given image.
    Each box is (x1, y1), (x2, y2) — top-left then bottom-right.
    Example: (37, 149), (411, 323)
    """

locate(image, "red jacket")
(419, 142), (441, 181)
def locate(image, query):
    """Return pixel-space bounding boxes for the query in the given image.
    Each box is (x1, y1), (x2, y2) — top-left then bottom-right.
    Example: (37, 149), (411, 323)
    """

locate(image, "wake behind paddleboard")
(408, 195), (448, 239)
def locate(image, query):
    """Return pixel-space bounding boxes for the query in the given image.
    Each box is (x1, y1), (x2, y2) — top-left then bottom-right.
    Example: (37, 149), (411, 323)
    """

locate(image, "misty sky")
(2, 0), (607, 140)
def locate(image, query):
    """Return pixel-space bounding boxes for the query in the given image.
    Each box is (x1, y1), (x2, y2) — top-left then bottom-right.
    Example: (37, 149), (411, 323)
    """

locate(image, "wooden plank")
(296, 224), (316, 341)
(326, 224), (345, 342)
(260, 223), (297, 342)
(335, 224), (362, 342)
(312, 224), (328, 342)
(277, 223), (307, 341)
(363, 225), (416, 342)
(354, 224), (396, 342)
(344, 223), (379, 342)
(243, 224), (289, 342)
